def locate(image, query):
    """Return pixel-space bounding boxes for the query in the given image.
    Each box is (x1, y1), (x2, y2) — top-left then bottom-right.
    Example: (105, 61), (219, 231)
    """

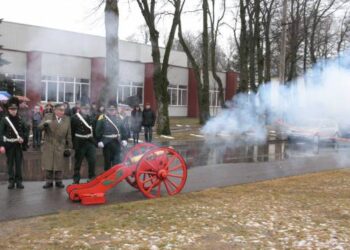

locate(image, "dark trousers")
(73, 141), (96, 182)
(144, 126), (153, 142)
(32, 126), (41, 147)
(6, 143), (23, 183)
(132, 131), (140, 144)
(45, 170), (63, 183)
(102, 140), (121, 171)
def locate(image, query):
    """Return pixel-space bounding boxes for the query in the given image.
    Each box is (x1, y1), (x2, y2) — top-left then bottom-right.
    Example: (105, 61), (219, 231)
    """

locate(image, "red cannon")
(66, 143), (188, 205)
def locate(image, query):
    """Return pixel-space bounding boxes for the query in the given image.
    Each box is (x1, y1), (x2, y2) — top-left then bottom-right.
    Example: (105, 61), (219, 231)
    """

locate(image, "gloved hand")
(98, 141), (104, 148)
(63, 149), (71, 157)
(44, 120), (52, 128)
(121, 140), (127, 147)
(18, 137), (24, 144)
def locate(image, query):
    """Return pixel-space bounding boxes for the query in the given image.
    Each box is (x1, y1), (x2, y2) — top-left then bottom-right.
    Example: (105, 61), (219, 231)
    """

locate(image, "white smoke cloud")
(202, 50), (350, 143)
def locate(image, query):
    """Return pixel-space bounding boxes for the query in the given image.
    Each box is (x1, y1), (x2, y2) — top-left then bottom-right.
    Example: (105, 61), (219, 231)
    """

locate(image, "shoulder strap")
(5, 116), (20, 139)
(104, 115), (120, 134)
(76, 113), (92, 133)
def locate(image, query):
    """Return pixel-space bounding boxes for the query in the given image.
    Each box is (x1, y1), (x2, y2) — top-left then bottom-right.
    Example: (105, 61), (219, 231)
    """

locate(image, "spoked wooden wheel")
(123, 143), (157, 188)
(135, 147), (187, 198)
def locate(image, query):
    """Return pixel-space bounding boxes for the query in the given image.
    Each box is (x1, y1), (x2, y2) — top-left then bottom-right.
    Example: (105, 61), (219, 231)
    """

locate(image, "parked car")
(277, 119), (339, 143)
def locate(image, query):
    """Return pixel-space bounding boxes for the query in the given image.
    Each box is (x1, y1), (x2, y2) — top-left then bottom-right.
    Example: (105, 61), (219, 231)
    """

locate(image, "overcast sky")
(0, 0), (207, 38)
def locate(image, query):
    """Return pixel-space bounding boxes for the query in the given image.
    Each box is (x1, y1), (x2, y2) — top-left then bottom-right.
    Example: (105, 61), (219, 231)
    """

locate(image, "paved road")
(1, 149), (350, 221)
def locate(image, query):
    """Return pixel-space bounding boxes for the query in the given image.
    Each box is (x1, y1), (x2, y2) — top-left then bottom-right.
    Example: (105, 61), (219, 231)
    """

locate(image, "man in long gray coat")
(39, 103), (73, 188)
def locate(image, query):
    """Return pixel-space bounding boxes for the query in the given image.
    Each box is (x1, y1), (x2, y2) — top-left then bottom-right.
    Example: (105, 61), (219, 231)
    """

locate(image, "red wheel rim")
(135, 147), (187, 198)
(123, 143), (157, 188)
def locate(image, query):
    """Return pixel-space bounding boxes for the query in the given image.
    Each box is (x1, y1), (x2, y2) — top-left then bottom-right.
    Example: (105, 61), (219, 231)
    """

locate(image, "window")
(47, 82), (57, 101)
(209, 89), (220, 107)
(117, 82), (144, 104)
(3, 73), (26, 95)
(167, 84), (188, 106)
(41, 76), (90, 103)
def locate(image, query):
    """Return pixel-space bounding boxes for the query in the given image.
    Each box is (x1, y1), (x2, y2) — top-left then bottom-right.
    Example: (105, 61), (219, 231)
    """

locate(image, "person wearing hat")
(96, 104), (128, 171)
(70, 103), (96, 184)
(39, 103), (73, 189)
(142, 103), (156, 142)
(0, 97), (29, 189)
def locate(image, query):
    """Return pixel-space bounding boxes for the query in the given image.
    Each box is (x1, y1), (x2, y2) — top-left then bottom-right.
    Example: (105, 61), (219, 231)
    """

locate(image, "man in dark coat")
(131, 105), (143, 144)
(142, 103), (156, 142)
(0, 97), (29, 189)
(96, 104), (128, 171)
(71, 104), (96, 184)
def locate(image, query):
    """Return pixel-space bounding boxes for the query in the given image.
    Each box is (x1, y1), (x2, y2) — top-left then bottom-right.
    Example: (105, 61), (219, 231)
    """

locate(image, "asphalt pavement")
(1, 149), (350, 221)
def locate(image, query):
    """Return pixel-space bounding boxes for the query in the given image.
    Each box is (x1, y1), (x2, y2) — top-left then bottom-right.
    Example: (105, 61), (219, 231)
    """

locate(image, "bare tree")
(337, 8), (350, 53)
(208, 0), (226, 107)
(135, 0), (184, 135)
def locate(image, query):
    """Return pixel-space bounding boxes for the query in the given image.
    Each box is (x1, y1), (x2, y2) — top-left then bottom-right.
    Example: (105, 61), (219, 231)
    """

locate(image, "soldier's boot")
(8, 181), (15, 189)
(43, 182), (53, 189)
(55, 182), (65, 188)
(16, 182), (24, 189)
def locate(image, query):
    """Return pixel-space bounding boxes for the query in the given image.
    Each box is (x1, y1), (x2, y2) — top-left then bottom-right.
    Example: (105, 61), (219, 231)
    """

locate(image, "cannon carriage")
(66, 143), (188, 205)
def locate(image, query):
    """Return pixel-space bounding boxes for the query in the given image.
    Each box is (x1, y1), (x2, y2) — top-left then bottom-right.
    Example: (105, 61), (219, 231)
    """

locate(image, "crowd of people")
(0, 97), (156, 189)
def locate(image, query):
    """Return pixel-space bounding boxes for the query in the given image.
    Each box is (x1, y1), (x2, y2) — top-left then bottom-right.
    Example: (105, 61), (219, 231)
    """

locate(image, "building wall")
(0, 21), (188, 68)
(41, 54), (91, 78)
(0, 50), (26, 75)
(168, 66), (189, 116)
(119, 61), (144, 83)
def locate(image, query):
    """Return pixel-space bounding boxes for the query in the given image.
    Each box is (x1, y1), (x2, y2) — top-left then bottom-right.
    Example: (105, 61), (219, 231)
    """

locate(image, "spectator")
(63, 102), (72, 117)
(71, 101), (81, 115)
(32, 105), (42, 149)
(142, 103), (156, 142)
(131, 105), (143, 144)
(43, 103), (53, 115)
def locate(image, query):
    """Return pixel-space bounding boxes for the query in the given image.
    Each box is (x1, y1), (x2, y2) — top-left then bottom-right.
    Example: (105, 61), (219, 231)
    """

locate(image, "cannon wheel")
(135, 147), (187, 198)
(123, 143), (157, 189)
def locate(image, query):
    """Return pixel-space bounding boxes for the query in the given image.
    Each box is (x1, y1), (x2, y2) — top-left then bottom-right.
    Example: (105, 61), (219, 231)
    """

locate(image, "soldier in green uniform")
(0, 97), (29, 189)
(71, 104), (96, 184)
(96, 104), (128, 171)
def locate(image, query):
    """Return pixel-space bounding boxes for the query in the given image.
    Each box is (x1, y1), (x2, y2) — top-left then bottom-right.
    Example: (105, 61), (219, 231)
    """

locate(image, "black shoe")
(55, 182), (65, 188)
(43, 182), (53, 189)
(16, 182), (24, 189)
(8, 182), (15, 189)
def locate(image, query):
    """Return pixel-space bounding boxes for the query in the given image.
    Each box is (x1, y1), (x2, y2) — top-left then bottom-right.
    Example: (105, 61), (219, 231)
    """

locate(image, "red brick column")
(90, 57), (106, 104)
(225, 71), (239, 101)
(26, 51), (42, 107)
(188, 68), (199, 117)
(144, 63), (157, 109)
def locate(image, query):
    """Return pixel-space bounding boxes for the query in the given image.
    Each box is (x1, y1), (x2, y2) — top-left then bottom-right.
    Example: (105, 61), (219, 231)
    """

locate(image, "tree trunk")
(136, 0), (183, 134)
(255, 0), (264, 86)
(101, 0), (119, 106)
(239, 0), (249, 92)
(201, 0), (210, 123)
(248, 2), (256, 92)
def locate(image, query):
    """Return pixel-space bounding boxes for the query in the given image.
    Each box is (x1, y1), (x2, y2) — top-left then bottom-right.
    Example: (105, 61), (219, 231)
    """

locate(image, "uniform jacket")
(39, 113), (72, 171)
(95, 114), (128, 145)
(0, 115), (29, 149)
(71, 113), (96, 148)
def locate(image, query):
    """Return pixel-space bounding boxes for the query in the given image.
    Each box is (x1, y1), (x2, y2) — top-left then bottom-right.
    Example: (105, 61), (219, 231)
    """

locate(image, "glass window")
(75, 84), (81, 101)
(47, 82), (57, 102)
(58, 83), (64, 102)
(65, 83), (74, 102)
(81, 85), (89, 99)
(41, 82), (47, 101)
